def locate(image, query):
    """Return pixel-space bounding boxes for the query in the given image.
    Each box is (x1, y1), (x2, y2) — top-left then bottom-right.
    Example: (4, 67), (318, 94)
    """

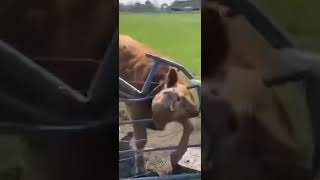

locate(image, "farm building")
(170, 0), (200, 11)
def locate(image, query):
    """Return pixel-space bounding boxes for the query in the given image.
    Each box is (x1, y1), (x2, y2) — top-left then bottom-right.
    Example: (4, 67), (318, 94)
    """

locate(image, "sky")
(119, 0), (176, 7)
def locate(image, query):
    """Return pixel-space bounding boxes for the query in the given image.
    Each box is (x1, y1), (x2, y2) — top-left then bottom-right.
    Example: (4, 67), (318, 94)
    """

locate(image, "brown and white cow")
(202, 1), (314, 179)
(119, 35), (199, 171)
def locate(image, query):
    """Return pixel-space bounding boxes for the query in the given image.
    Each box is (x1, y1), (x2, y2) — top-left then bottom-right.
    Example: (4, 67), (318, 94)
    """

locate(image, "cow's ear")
(165, 68), (178, 88)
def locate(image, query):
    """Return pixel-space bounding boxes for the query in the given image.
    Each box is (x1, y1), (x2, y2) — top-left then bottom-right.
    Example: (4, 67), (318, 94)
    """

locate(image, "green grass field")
(120, 13), (201, 77)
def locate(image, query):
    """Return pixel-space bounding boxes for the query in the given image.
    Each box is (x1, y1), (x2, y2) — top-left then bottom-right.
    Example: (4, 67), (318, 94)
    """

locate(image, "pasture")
(120, 13), (201, 77)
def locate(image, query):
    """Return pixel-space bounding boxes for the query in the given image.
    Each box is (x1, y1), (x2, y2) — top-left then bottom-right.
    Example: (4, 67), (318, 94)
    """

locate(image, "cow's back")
(119, 35), (169, 90)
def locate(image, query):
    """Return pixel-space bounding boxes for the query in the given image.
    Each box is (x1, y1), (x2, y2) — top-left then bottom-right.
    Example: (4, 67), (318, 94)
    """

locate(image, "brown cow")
(202, 1), (313, 180)
(119, 35), (199, 172)
(0, 0), (118, 180)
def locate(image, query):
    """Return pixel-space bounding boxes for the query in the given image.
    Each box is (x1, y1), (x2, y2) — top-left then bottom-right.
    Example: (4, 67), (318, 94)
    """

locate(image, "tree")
(119, 3), (127, 12)
(145, 0), (152, 6)
(161, 3), (169, 10)
(135, 2), (142, 7)
(145, 0), (155, 10)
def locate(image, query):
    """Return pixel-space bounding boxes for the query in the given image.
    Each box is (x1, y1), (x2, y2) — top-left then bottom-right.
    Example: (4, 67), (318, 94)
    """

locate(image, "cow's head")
(151, 68), (199, 130)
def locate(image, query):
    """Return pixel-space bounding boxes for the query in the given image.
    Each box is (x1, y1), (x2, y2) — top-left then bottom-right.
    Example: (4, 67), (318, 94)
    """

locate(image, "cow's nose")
(164, 91), (179, 101)
(172, 92), (180, 100)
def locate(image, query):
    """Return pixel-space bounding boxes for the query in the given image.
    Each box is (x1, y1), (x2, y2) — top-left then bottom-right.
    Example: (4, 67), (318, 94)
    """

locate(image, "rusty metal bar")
(146, 54), (195, 79)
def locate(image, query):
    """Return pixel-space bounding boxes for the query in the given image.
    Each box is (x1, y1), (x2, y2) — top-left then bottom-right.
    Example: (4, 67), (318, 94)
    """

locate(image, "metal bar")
(188, 79), (201, 110)
(187, 85), (201, 89)
(87, 29), (119, 106)
(119, 144), (201, 154)
(119, 96), (154, 103)
(119, 91), (137, 99)
(141, 61), (162, 95)
(125, 81), (160, 85)
(119, 77), (143, 97)
(190, 79), (201, 86)
(119, 119), (153, 126)
(32, 56), (101, 62)
(221, 0), (294, 49)
(119, 151), (143, 162)
(0, 120), (112, 133)
(0, 89), (114, 134)
(146, 54), (195, 79)
(120, 173), (201, 180)
(0, 40), (88, 105)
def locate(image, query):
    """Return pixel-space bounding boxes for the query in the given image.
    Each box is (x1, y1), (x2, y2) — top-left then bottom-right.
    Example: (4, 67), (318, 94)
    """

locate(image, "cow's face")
(151, 69), (199, 130)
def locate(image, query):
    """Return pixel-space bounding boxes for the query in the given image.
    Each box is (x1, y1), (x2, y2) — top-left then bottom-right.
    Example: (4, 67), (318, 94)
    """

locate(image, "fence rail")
(120, 173), (201, 180)
(119, 119), (153, 126)
(119, 144), (201, 154)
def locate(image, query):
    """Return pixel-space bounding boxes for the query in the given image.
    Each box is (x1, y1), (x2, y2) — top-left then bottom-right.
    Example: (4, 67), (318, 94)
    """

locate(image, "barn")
(170, 0), (200, 11)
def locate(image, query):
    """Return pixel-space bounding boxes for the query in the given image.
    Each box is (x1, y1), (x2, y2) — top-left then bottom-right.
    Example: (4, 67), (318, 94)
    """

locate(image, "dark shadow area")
(0, 1), (119, 180)
(172, 164), (200, 175)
